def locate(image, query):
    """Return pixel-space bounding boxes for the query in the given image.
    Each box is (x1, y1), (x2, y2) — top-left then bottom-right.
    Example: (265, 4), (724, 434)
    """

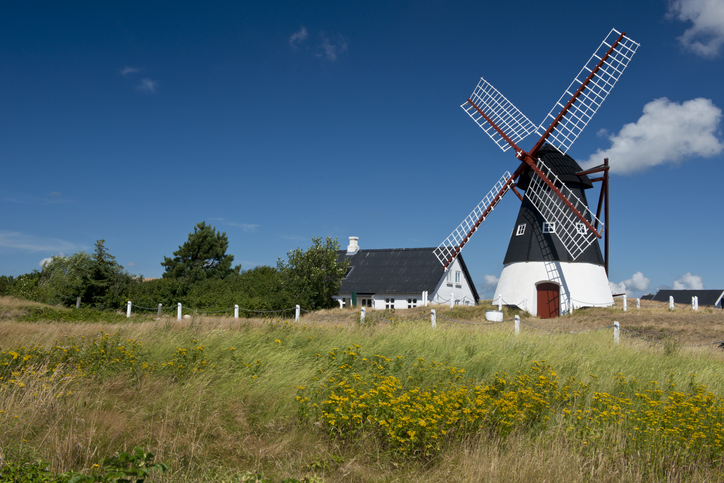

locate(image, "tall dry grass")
(1, 297), (724, 482)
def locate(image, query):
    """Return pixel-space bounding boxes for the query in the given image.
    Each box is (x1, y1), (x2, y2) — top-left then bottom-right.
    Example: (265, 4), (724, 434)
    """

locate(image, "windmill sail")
(461, 78), (540, 152)
(524, 157), (603, 260)
(434, 171), (511, 268)
(539, 29), (639, 155)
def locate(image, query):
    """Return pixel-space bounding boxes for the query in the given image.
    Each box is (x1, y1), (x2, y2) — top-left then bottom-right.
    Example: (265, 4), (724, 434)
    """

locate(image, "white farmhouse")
(334, 237), (479, 310)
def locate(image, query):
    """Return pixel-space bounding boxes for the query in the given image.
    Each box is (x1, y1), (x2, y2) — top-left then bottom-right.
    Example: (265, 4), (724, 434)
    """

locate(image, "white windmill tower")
(434, 29), (639, 318)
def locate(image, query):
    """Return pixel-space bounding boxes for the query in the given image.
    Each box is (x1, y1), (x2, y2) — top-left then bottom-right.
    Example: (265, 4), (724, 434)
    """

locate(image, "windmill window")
(407, 298), (417, 308)
(516, 224), (526, 236)
(446, 270), (453, 286)
(576, 222), (587, 235)
(385, 298), (395, 309)
(455, 271), (461, 286)
(543, 222), (556, 233)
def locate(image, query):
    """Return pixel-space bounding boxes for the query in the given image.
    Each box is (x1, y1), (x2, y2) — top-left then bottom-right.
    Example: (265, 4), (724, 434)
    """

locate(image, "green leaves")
(277, 237), (348, 311)
(161, 222), (241, 284)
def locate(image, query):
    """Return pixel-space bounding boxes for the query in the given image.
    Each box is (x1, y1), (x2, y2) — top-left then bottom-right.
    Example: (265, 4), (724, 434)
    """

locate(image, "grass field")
(1, 296), (724, 482)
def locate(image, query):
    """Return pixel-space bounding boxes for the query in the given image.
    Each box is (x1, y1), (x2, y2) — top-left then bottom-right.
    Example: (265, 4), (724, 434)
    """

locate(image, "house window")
(340, 298), (347, 308)
(407, 298), (417, 308)
(455, 271), (461, 286)
(446, 271), (453, 286)
(516, 224), (526, 236)
(543, 222), (556, 233)
(576, 222), (587, 235)
(360, 298), (372, 307)
(385, 298), (395, 309)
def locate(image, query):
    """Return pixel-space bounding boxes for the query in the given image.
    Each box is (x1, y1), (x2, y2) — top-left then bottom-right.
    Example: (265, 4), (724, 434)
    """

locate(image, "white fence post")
(423, 291), (428, 307)
(158, 303), (162, 317)
(693, 296), (699, 311)
(431, 309), (436, 328)
(637, 298), (640, 309)
(126, 301), (132, 318)
(614, 321), (620, 345)
(669, 296), (674, 310)
(295, 304), (300, 322)
(622, 294), (627, 312)
(361, 306), (366, 323)
(177, 303), (182, 321)
(497, 295), (502, 311)
(234, 304), (239, 318)
(515, 315), (520, 336)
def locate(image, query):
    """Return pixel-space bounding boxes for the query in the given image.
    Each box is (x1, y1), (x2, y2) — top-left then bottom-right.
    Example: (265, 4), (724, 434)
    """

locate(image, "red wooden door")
(537, 283), (560, 319)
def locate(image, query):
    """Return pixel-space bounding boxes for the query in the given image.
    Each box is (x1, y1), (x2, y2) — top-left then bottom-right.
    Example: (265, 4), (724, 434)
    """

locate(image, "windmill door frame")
(536, 282), (560, 319)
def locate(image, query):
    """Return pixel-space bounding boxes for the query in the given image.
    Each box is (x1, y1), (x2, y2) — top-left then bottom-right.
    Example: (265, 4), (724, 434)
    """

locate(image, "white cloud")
(609, 271), (651, 296)
(0, 231), (78, 253)
(668, 0), (724, 57)
(673, 272), (704, 289)
(289, 26), (308, 49)
(318, 33), (348, 61)
(478, 274), (499, 298)
(137, 78), (158, 93)
(126, 261), (137, 267)
(209, 218), (260, 233)
(121, 65), (141, 76)
(581, 97), (724, 174)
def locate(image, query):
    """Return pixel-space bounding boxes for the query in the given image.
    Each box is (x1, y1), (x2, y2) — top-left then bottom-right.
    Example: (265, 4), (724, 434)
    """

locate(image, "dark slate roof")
(652, 290), (724, 306)
(337, 248), (479, 302)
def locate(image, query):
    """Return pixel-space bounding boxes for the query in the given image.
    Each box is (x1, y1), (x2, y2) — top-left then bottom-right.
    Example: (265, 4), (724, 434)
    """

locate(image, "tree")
(35, 240), (136, 309)
(161, 221), (240, 284)
(277, 236), (348, 310)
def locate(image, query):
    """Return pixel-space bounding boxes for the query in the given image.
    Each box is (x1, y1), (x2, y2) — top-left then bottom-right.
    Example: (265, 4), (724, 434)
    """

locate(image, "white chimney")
(347, 236), (359, 255)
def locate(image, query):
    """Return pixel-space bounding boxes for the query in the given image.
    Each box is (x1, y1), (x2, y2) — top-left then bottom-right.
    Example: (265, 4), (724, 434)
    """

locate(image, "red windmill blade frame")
(435, 29), (639, 270)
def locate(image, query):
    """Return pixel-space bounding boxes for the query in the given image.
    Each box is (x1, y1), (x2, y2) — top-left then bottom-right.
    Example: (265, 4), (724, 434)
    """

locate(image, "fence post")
(669, 296), (674, 310)
(515, 315), (520, 336)
(637, 298), (640, 309)
(126, 301), (132, 318)
(614, 321), (620, 345)
(431, 309), (436, 328)
(361, 307), (366, 323)
(295, 304), (300, 322)
(177, 303), (182, 321)
(622, 294), (627, 312)
(157, 303), (162, 317)
(76, 297), (81, 309)
(234, 304), (239, 318)
(449, 292), (454, 308)
(498, 295), (502, 311)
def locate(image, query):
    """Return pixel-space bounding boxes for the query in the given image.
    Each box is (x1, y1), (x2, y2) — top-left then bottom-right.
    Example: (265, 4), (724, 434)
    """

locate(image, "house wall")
(429, 257), (477, 306)
(334, 293), (424, 310)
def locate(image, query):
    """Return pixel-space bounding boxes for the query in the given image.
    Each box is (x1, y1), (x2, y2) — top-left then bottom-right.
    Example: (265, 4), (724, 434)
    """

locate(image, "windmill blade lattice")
(434, 171), (511, 268)
(540, 29), (639, 154)
(524, 158), (603, 260)
(461, 78), (540, 152)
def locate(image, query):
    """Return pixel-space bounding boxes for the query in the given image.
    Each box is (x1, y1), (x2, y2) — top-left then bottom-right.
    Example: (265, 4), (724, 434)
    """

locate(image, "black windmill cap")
(517, 144), (594, 190)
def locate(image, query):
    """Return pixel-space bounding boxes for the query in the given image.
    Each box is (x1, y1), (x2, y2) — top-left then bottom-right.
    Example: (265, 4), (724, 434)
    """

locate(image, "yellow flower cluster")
(299, 346), (724, 464)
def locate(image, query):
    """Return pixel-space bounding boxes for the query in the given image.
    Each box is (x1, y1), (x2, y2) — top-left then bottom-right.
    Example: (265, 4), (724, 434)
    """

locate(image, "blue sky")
(1, 0), (723, 299)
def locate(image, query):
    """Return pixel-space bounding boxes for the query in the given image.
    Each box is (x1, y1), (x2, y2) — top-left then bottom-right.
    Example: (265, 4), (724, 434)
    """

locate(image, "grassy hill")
(1, 296), (723, 482)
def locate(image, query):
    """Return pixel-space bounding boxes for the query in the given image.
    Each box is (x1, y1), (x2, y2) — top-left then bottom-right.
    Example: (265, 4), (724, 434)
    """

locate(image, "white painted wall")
(429, 257), (477, 306)
(494, 261), (613, 316)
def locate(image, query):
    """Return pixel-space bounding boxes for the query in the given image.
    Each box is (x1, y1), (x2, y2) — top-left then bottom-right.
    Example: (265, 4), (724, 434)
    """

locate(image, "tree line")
(0, 222), (348, 314)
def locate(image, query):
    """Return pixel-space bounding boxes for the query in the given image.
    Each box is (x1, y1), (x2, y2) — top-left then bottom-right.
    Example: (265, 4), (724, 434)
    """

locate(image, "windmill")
(433, 29), (639, 318)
